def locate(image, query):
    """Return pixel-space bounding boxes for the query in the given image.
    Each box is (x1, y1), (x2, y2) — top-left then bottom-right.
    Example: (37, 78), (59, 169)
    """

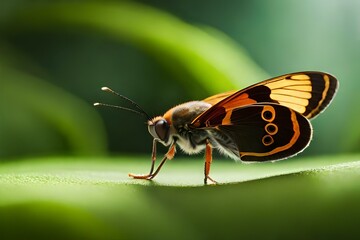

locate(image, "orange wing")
(192, 71), (338, 128)
(202, 90), (237, 105)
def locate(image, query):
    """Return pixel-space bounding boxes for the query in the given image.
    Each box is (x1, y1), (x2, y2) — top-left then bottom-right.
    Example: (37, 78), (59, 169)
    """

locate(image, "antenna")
(94, 87), (151, 121)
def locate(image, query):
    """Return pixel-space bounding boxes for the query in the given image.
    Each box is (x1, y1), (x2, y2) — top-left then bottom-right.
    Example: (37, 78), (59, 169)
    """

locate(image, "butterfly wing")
(204, 103), (312, 161)
(249, 71), (338, 118)
(202, 90), (237, 105)
(194, 71), (338, 128)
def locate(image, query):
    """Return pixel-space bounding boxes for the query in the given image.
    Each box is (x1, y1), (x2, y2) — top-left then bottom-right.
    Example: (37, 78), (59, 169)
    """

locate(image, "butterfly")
(95, 71), (338, 184)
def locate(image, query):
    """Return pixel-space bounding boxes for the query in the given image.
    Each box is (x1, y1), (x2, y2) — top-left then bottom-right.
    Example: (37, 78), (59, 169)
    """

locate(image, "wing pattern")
(190, 72), (337, 161)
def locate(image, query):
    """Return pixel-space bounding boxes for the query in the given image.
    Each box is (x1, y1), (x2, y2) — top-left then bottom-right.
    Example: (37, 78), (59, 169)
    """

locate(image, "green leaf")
(0, 154), (359, 239)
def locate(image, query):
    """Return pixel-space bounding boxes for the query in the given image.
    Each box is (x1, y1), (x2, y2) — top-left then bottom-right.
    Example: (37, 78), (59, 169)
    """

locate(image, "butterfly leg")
(148, 139), (158, 175)
(148, 143), (176, 180)
(129, 142), (176, 180)
(204, 139), (217, 185)
(129, 139), (157, 179)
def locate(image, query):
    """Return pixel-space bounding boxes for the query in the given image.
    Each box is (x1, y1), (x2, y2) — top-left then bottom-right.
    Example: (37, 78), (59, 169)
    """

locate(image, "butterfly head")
(148, 116), (170, 144)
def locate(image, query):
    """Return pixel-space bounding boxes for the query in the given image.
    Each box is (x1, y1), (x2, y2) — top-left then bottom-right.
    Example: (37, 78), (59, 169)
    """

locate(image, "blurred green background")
(1, 0), (359, 158)
(0, 0), (360, 239)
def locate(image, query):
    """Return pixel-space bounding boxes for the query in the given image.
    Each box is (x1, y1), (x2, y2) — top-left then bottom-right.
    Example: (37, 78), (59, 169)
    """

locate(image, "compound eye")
(155, 120), (169, 141)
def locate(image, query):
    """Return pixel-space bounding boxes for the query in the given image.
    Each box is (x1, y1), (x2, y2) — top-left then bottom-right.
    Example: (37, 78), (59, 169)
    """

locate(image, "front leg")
(129, 142), (176, 180)
(128, 139), (157, 179)
(204, 139), (218, 185)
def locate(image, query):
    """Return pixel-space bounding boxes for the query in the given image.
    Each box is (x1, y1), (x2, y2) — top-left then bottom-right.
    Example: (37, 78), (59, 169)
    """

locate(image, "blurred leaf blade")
(4, 1), (268, 96)
(0, 64), (107, 157)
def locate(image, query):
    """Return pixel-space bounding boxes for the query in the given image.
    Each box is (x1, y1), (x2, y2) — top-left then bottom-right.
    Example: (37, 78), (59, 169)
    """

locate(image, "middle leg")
(204, 139), (217, 185)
